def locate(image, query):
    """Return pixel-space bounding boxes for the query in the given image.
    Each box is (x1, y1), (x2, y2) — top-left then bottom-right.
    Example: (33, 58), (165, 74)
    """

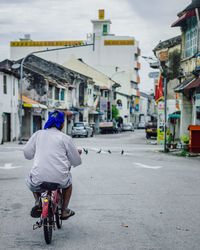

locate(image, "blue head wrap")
(44, 110), (64, 130)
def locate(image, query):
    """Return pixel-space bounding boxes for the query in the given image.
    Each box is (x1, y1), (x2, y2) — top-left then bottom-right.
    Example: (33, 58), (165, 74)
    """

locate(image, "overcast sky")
(0, 0), (190, 91)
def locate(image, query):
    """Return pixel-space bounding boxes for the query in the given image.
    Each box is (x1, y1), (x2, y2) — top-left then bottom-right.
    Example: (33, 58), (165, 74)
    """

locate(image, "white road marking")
(134, 162), (163, 169)
(0, 163), (22, 170)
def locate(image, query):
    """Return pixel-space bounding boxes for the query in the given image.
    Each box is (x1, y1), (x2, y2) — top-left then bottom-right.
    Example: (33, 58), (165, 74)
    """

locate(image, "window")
(61, 89), (65, 101)
(3, 75), (7, 94)
(105, 91), (108, 98)
(103, 24), (107, 34)
(55, 87), (59, 100)
(114, 92), (117, 100)
(13, 78), (15, 96)
(185, 16), (198, 58)
(88, 89), (92, 95)
(48, 85), (53, 99)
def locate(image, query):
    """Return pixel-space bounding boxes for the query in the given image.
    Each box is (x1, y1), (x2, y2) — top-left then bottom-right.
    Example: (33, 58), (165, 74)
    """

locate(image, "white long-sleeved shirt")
(24, 127), (82, 186)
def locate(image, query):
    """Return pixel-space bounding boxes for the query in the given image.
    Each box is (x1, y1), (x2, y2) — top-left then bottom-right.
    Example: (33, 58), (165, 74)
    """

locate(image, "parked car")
(145, 120), (157, 139)
(122, 122), (134, 131)
(137, 121), (146, 129)
(72, 122), (93, 138)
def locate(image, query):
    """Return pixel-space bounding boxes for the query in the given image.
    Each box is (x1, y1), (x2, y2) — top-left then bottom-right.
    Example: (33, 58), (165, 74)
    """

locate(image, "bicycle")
(32, 182), (62, 244)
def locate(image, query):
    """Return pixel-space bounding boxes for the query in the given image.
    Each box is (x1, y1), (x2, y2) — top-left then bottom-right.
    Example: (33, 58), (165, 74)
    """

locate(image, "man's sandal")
(60, 208), (75, 220)
(30, 205), (42, 218)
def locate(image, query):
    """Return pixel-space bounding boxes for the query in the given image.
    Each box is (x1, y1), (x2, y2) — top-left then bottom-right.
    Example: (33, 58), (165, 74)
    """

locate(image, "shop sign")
(10, 41), (83, 47)
(196, 54), (200, 71)
(33, 107), (42, 115)
(100, 98), (107, 111)
(159, 51), (168, 62)
(104, 40), (134, 46)
(195, 94), (200, 106)
(116, 99), (122, 109)
(148, 72), (159, 79)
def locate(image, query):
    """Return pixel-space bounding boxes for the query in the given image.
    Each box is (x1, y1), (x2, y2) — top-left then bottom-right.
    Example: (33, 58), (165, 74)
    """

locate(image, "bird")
(97, 149), (101, 154)
(108, 150), (111, 154)
(121, 150), (124, 155)
(83, 148), (88, 154)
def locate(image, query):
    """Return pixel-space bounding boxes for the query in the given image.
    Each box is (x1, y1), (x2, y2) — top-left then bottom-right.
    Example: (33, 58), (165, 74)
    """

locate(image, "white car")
(137, 121), (146, 129)
(72, 122), (94, 137)
(122, 122), (134, 131)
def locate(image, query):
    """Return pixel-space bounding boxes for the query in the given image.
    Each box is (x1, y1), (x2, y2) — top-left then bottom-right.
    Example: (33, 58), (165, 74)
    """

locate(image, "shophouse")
(0, 60), (19, 143)
(139, 91), (155, 124)
(0, 55), (91, 139)
(172, 0), (200, 137)
(9, 10), (140, 126)
(63, 55), (120, 132)
(153, 36), (182, 142)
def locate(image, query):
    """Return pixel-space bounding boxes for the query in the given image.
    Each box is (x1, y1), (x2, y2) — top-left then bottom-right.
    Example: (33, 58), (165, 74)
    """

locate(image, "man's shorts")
(26, 172), (72, 193)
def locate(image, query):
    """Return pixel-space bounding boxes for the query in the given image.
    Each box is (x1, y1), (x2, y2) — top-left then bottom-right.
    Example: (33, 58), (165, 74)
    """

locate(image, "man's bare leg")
(33, 192), (41, 206)
(61, 184), (75, 219)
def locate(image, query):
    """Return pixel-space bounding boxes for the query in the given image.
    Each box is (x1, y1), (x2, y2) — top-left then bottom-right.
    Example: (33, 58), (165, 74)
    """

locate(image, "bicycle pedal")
(33, 221), (42, 230)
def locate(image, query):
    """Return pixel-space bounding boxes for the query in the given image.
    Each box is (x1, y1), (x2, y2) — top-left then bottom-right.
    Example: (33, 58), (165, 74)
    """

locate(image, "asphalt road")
(0, 130), (200, 250)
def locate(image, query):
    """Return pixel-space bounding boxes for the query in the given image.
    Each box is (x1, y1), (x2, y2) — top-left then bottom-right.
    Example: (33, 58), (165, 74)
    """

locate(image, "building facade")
(0, 61), (19, 143)
(10, 10), (140, 126)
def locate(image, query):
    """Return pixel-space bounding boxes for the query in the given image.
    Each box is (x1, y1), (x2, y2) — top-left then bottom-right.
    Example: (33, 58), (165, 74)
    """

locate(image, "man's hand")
(78, 149), (82, 155)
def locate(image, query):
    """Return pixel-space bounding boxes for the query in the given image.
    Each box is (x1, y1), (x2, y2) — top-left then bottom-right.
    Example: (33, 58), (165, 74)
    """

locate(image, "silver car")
(72, 122), (94, 138)
(122, 122), (134, 131)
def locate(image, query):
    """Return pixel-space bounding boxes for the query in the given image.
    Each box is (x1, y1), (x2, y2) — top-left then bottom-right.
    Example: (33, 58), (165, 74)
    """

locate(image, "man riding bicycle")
(24, 110), (82, 220)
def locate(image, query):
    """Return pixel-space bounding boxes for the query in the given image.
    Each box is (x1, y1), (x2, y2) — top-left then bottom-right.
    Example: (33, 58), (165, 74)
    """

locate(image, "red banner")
(155, 74), (164, 103)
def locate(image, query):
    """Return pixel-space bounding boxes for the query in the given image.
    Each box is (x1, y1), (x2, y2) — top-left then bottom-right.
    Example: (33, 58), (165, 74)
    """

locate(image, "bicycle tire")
(43, 203), (53, 244)
(55, 207), (62, 229)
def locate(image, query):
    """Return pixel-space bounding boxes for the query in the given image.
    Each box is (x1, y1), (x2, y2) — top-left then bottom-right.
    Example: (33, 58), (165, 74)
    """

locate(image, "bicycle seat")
(40, 182), (60, 191)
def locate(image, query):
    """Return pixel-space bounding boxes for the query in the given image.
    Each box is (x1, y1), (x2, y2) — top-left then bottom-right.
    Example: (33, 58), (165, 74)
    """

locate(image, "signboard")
(100, 98), (107, 111)
(99, 9), (104, 19)
(195, 94), (200, 107)
(10, 41), (83, 47)
(196, 53), (200, 71)
(148, 72), (159, 79)
(104, 40), (134, 46)
(159, 51), (168, 61)
(157, 101), (164, 145)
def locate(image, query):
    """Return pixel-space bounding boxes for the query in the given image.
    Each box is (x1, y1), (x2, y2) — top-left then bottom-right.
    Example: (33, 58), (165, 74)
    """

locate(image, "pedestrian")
(23, 110), (82, 220)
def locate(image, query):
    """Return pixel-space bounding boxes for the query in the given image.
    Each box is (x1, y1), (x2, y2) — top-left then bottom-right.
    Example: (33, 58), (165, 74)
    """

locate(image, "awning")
(171, 9), (196, 27)
(19, 95), (47, 109)
(62, 110), (73, 116)
(169, 113), (181, 119)
(174, 77), (195, 92)
(56, 84), (66, 89)
(184, 77), (200, 90)
(98, 111), (104, 115)
(100, 86), (111, 90)
(74, 107), (84, 111)
(89, 110), (98, 115)
(70, 110), (78, 115)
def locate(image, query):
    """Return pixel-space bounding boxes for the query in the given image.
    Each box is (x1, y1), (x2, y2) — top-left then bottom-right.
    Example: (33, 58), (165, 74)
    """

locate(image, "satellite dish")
(11, 63), (21, 69)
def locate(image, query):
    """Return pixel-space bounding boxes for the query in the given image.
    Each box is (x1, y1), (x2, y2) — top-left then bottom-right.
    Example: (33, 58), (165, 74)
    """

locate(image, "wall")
(0, 72), (19, 142)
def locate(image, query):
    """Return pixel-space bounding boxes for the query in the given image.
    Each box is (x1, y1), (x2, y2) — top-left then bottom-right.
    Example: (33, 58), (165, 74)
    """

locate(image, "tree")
(112, 105), (119, 119)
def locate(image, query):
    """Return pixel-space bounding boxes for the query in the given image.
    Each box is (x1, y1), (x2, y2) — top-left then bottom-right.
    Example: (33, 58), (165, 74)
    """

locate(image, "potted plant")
(167, 134), (172, 149)
(180, 135), (189, 151)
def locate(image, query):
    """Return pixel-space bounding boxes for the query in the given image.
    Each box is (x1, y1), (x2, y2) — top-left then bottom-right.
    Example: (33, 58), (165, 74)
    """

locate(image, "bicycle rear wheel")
(55, 207), (62, 229)
(43, 205), (53, 244)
